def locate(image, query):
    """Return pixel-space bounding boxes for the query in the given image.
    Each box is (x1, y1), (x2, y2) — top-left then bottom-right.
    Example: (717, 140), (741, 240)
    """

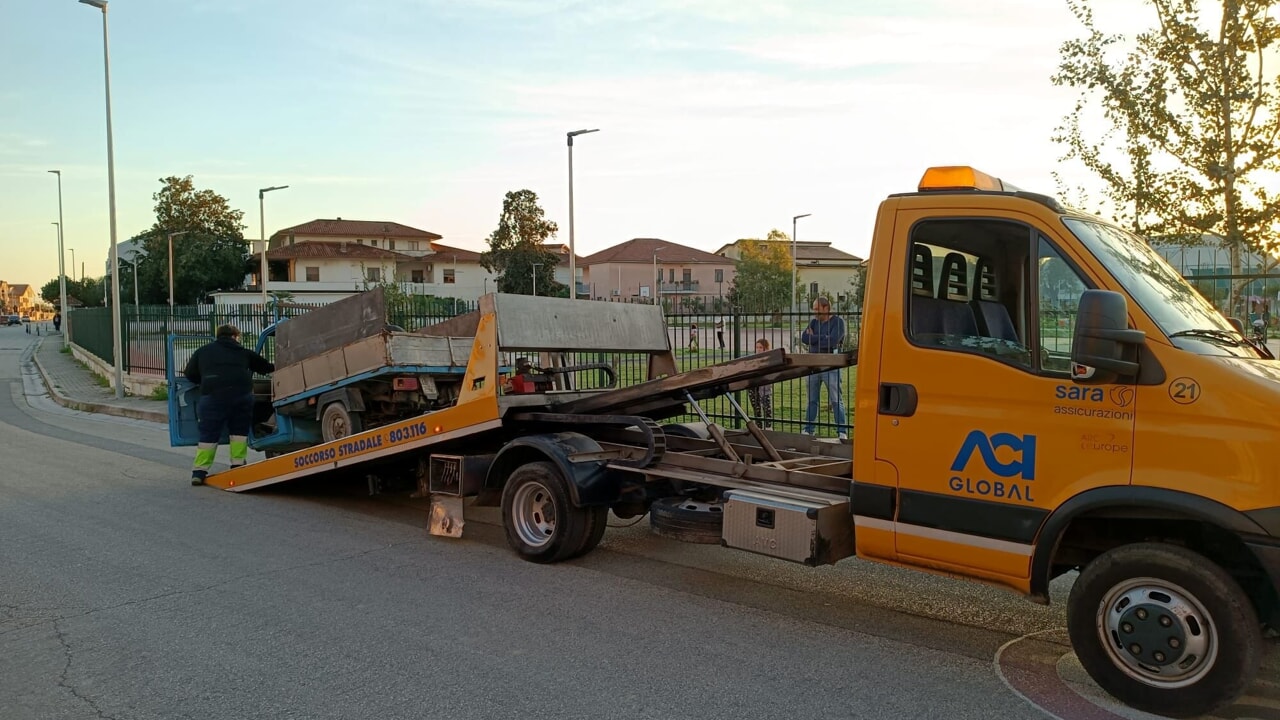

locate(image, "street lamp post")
(531, 262), (542, 297)
(791, 213), (811, 348)
(167, 231), (188, 310)
(566, 128), (599, 301)
(69, 249), (76, 281)
(259, 185), (288, 305)
(80, 0), (124, 398)
(49, 170), (68, 347)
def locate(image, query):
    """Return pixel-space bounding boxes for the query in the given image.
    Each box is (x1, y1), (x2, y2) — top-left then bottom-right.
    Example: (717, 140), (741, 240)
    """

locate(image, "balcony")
(659, 281), (700, 293)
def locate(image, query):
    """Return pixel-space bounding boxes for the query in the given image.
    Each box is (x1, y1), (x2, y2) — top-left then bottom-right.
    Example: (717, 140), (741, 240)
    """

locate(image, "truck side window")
(907, 219), (1032, 369)
(1037, 236), (1090, 374)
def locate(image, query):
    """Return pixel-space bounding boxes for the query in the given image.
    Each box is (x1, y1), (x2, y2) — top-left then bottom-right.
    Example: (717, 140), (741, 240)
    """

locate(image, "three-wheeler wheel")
(501, 461), (607, 563)
(320, 402), (362, 443)
(1066, 542), (1262, 718)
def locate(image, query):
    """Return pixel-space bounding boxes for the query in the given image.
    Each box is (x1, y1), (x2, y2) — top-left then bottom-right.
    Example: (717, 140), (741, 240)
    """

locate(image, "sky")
(0, 0), (1153, 289)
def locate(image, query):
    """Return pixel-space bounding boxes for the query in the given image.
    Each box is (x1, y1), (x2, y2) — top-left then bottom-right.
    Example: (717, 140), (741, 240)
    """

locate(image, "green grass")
(74, 359), (112, 388)
(60, 346), (72, 355)
(148, 385), (168, 401)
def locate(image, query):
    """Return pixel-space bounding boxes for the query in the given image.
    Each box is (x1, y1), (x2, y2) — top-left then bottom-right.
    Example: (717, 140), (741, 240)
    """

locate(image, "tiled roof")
(429, 243), (484, 264)
(266, 241), (410, 260)
(9, 284), (31, 295)
(581, 238), (730, 265)
(714, 240), (863, 263)
(272, 219), (443, 241)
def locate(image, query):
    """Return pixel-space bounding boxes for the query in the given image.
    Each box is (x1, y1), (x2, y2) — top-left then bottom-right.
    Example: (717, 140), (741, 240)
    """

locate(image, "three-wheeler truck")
(168, 166), (1280, 718)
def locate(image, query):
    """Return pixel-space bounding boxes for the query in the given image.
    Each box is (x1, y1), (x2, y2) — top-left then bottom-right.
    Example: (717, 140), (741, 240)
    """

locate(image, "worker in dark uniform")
(183, 324), (274, 485)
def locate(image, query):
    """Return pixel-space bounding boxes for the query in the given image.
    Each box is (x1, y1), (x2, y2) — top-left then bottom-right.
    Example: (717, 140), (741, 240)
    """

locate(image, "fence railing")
(66, 301), (860, 436)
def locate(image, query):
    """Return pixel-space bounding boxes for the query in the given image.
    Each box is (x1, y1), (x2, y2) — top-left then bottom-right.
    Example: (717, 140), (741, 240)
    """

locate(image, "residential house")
(208, 218), (498, 305)
(0, 281), (9, 313)
(541, 243), (587, 297)
(715, 239), (864, 307)
(8, 284), (37, 317)
(581, 238), (737, 303)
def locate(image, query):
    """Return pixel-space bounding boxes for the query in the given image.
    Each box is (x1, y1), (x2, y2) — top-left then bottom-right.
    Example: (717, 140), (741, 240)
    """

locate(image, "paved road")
(0, 325), (1275, 720)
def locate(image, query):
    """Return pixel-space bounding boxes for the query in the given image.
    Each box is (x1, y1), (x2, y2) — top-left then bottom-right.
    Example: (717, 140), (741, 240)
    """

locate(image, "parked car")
(5, 315), (20, 326)
(20, 315), (31, 323)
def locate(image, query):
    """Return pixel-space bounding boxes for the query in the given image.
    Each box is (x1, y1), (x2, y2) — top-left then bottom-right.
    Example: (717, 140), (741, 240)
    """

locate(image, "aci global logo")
(948, 431), (1037, 502)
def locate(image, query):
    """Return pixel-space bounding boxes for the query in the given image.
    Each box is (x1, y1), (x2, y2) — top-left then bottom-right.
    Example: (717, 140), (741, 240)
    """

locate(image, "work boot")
(191, 470), (207, 486)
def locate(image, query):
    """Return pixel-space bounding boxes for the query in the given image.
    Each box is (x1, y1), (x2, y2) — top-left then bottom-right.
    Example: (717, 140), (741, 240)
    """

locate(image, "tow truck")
(168, 166), (1280, 719)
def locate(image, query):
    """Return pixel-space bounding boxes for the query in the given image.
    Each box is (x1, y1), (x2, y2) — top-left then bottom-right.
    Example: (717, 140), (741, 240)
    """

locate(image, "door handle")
(879, 382), (918, 417)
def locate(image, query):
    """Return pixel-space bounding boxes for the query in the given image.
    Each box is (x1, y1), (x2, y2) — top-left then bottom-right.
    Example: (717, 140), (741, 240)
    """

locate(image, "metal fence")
(66, 300), (859, 436)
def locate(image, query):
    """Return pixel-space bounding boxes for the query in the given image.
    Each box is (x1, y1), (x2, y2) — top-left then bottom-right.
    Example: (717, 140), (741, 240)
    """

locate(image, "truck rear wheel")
(1066, 542), (1261, 718)
(321, 403), (361, 443)
(501, 461), (603, 563)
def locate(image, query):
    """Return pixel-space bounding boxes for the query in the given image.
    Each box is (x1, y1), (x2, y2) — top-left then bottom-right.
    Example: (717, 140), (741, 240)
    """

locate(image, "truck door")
(873, 212), (1135, 584)
(166, 334), (229, 447)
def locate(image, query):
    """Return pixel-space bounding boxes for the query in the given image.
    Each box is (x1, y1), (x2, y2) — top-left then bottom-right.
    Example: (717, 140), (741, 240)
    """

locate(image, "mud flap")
(429, 496), (466, 538)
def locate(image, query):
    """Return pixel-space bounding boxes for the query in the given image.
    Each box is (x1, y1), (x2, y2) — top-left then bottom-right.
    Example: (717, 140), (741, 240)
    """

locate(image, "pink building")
(582, 238), (737, 302)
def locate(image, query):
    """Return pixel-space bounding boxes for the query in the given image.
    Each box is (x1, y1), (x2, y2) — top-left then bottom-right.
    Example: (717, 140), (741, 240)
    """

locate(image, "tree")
(479, 189), (564, 296)
(40, 276), (103, 308)
(128, 176), (250, 304)
(727, 230), (794, 312)
(1053, 0), (1280, 317)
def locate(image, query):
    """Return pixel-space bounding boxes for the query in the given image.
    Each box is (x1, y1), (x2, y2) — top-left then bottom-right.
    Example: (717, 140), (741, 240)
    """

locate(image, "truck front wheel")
(501, 461), (605, 563)
(1066, 542), (1262, 718)
(321, 403), (362, 443)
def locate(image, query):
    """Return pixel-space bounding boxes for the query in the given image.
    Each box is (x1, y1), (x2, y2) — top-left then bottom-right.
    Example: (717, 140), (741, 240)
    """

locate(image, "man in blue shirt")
(800, 296), (848, 440)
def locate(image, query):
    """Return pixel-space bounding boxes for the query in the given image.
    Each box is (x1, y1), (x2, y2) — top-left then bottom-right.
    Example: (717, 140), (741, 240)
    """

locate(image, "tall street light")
(566, 128), (599, 301)
(259, 185), (288, 305)
(791, 213), (811, 349)
(168, 231), (188, 309)
(49, 170), (68, 347)
(80, 0), (124, 399)
(69, 248), (76, 281)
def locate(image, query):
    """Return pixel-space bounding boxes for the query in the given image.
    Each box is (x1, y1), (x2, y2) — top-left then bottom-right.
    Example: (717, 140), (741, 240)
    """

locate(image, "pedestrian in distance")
(715, 317), (726, 350)
(183, 324), (274, 485)
(688, 321), (700, 352)
(800, 296), (848, 441)
(747, 337), (774, 428)
(53, 312), (62, 333)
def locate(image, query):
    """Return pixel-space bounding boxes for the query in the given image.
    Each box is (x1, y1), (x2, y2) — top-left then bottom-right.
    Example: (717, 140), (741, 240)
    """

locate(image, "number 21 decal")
(1168, 377), (1201, 405)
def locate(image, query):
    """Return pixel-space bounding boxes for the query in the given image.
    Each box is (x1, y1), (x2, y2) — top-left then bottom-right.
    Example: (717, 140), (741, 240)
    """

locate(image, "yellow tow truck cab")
(180, 167), (1279, 719)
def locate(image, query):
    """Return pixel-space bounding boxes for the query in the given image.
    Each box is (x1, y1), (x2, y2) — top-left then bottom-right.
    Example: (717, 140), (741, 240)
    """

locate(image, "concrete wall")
(70, 342), (164, 397)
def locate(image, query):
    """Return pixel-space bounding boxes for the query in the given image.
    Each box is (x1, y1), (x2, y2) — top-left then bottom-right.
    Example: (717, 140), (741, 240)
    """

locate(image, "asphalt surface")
(0, 326), (1276, 720)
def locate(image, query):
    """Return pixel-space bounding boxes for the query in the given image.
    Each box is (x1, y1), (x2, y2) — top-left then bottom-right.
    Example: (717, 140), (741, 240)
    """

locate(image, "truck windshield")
(1061, 217), (1236, 338)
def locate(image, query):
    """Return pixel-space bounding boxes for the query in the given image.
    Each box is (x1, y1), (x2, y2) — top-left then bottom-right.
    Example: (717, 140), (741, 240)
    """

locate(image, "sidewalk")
(32, 336), (168, 423)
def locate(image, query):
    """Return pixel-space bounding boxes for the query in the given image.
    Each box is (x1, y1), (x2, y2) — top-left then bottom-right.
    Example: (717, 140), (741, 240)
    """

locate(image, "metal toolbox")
(721, 489), (855, 566)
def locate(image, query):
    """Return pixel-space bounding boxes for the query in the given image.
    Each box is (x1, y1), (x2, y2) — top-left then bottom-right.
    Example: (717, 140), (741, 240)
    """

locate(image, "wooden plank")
(415, 310), (479, 339)
(553, 350), (855, 416)
(277, 288), (387, 367)
(556, 350), (787, 414)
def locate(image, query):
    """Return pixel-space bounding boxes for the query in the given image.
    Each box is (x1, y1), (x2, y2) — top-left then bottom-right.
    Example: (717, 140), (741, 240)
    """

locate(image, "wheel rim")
(673, 499), (723, 514)
(511, 480), (557, 548)
(326, 410), (348, 440)
(1095, 577), (1218, 688)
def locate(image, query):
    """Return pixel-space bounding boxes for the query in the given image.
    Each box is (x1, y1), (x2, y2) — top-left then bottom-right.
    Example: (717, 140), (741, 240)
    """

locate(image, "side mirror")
(1071, 289), (1145, 382)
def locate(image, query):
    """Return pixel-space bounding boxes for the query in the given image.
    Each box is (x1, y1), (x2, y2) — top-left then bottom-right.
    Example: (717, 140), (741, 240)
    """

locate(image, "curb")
(31, 338), (169, 424)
